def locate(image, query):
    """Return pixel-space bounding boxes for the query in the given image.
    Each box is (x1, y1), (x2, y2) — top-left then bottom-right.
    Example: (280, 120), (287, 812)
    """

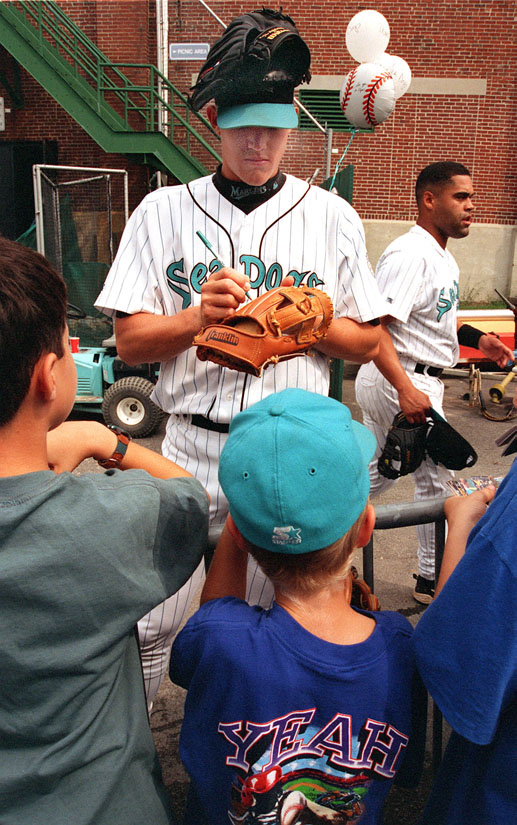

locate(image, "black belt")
(191, 414), (230, 433)
(414, 363), (443, 378)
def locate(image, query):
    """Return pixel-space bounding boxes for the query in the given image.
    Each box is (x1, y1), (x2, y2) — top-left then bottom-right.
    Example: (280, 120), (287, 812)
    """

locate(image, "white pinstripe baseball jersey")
(95, 174), (386, 422)
(372, 225), (460, 370)
(95, 173), (387, 706)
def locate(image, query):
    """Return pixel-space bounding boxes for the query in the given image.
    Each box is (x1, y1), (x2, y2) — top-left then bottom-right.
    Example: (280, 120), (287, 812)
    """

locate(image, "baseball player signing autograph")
(96, 7), (386, 705)
(355, 161), (513, 604)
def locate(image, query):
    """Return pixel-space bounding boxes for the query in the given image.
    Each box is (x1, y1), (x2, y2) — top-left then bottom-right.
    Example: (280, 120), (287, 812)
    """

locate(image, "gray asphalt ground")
(76, 365), (517, 824)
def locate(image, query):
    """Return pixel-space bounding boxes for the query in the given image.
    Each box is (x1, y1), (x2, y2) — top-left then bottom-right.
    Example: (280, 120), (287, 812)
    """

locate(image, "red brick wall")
(167, 0), (517, 225)
(1, 0), (515, 223)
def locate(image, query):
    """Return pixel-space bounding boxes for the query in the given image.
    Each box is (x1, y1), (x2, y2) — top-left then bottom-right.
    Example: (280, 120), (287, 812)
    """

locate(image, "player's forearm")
(372, 324), (414, 392)
(201, 520), (247, 603)
(477, 334), (514, 368)
(115, 308), (202, 364)
(314, 317), (380, 362)
(373, 324), (431, 423)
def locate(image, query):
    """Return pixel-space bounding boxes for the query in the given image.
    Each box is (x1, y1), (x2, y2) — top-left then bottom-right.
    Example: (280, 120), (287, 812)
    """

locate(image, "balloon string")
(329, 129), (356, 192)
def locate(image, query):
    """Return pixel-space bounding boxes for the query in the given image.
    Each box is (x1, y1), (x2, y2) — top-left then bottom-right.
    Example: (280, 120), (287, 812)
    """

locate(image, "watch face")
(99, 458), (119, 469)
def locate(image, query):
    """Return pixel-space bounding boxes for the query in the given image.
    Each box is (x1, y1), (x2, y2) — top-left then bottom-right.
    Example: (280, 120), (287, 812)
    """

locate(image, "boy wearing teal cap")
(170, 388), (424, 825)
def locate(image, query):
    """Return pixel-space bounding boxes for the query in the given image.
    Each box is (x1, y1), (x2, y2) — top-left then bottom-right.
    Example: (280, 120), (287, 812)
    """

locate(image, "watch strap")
(98, 427), (131, 469)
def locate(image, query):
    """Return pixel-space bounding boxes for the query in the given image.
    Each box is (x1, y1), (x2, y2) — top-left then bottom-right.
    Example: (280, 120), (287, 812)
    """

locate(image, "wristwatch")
(98, 425), (131, 469)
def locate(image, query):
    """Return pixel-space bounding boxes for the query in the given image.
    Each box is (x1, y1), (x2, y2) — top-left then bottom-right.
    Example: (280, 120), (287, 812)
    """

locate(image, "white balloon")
(340, 63), (396, 129)
(346, 10), (390, 64)
(374, 53), (412, 99)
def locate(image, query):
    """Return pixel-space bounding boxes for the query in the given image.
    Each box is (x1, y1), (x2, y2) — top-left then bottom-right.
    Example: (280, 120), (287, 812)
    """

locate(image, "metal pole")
(362, 537), (374, 591)
(106, 175), (113, 264)
(52, 184), (63, 277)
(295, 97), (326, 133)
(432, 702), (444, 772)
(156, 0), (169, 148)
(197, 0), (226, 29)
(325, 127), (333, 179)
(33, 164), (45, 255)
(123, 170), (129, 223)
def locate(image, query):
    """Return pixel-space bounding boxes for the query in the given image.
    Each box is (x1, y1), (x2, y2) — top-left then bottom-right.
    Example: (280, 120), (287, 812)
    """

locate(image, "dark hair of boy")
(415, 161), (471, 204)
(0, 237), (67, 426)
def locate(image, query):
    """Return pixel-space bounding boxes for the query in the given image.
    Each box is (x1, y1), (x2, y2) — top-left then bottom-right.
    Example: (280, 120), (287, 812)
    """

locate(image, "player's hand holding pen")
(200, 270), (295, 326)
(197, 230), (251, 324)
(197, 230), (293, 325)
(200, 267), (252, 324)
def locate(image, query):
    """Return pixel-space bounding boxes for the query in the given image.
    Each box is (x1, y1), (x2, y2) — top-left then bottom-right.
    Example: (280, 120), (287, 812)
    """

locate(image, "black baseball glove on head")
(188, 7), (311, 112)
(378, 412), (428, 480)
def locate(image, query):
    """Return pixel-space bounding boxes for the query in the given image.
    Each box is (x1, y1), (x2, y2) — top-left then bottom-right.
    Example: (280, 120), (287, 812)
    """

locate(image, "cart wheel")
(102, 376), (164, 437)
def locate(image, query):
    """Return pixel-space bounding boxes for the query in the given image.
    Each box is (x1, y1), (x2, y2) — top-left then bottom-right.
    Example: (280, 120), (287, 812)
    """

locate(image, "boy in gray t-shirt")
(0, 237), (208, 825)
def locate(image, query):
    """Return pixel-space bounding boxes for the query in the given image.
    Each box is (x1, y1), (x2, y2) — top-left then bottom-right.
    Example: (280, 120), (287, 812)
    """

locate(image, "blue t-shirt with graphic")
(170, 599), (424, 824)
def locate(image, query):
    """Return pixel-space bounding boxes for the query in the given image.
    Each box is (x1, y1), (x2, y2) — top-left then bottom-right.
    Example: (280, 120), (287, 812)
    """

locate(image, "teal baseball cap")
(218, 389), (376, 554)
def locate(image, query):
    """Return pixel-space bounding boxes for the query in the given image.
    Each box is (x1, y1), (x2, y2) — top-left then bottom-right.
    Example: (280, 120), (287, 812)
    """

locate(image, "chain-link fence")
(33, 164), (128, 345)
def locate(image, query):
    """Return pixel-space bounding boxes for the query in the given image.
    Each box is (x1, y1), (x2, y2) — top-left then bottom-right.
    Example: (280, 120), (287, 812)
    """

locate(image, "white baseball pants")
(355, 362), (454, 580)
(138, 414), (273, 708)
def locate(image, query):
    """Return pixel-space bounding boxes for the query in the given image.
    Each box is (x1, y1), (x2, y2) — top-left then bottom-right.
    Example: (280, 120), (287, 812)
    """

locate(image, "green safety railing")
(97, 62), (219, 158)
(1, 0), (221, 168)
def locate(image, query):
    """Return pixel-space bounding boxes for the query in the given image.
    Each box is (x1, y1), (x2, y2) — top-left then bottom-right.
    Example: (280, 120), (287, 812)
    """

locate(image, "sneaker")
(413, 574), (435, 604)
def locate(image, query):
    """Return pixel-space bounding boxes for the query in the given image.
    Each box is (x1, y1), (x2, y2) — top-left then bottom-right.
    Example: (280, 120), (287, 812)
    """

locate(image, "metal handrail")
(98, 63), (220, 158)
(363, 496), (447, 590)
(209, 496), (448, 594)
(14, 1), (131, 90)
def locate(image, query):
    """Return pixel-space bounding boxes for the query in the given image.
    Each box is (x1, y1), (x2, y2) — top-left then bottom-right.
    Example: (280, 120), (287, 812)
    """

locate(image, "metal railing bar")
(373, 496), (447, 529)
(295, 96), (326, 133)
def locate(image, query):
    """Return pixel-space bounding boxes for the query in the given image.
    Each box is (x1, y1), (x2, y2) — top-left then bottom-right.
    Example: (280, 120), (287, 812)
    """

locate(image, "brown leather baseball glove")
(194, 285), (333, 377)
(349, 566), (380, 611)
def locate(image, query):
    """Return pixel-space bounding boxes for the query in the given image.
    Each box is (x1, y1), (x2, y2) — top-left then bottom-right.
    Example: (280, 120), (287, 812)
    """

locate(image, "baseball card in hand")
(446, 476), (502, 497)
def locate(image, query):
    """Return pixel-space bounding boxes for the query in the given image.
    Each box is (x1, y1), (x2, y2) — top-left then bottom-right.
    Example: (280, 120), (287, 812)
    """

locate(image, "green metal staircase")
(0, 0), (221, 181)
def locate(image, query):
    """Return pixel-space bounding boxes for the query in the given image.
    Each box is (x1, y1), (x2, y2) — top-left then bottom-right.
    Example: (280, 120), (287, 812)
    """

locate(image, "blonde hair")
(248, 504), (368, 597)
